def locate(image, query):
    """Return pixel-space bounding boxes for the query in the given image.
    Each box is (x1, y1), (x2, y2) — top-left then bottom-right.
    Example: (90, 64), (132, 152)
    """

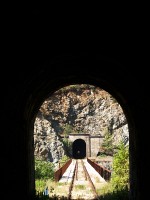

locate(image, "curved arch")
(72, 139), (86, 159)
(22, 56), (137, 199)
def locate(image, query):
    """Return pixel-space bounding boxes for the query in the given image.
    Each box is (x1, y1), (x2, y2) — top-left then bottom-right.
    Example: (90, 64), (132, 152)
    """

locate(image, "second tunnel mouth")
(72, 139), (86, 159)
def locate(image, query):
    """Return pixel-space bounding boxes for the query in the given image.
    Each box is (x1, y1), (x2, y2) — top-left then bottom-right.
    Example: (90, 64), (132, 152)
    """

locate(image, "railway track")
(68, 159), (100, 200)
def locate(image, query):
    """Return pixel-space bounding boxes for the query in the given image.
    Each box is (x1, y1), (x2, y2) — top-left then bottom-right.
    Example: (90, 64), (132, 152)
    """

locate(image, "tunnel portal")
(72, 139), (86, 159)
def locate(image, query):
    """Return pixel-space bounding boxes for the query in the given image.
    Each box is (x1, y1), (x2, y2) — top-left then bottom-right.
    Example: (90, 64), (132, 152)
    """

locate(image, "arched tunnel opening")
(72, 139), (86, 159)
(4, 50), (147, 200)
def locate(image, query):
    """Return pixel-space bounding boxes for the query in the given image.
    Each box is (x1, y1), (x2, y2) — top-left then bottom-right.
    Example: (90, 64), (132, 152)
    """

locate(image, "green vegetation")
(35, 140), (129, 199)
(99, 128), (114, 156)
(62, 124), (73, 156)
(99, 187), (129, 200)
(35, 159), (55, 180)
(63, 124), (73, 136)
(35, 159), (55, 194)
(97, 141), (129, 199)
(35, 156), (71, 198)
(111, 141), (129, 191)
(35, 179), (47, 193)
(62, 138), (72, 157)
(58, 155), (70, 168)
(75, 184), (86, 190)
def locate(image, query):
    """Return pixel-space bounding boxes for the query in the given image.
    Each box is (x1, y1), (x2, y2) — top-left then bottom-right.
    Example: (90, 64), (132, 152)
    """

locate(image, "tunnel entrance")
(72, 139), (86, 159)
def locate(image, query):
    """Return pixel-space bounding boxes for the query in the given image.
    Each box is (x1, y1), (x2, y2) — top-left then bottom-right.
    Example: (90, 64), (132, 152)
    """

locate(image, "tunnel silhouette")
(72, 139), (86, 159)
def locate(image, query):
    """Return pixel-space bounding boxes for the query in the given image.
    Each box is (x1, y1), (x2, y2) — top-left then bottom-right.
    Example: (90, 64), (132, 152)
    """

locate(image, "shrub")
(111, 141), (129, 191)
(35, 159), (55, 180)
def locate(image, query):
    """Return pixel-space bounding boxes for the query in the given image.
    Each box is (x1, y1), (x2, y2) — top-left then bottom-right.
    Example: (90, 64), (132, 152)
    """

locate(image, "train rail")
(68, 159), (100, 200)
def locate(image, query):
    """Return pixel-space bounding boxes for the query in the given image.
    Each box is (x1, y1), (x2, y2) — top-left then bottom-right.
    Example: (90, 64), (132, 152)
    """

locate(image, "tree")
(63, 124), (73, 136)
(101, 128), (114, 156)
(111, 141), (129, 191)
(62, 124), (73, 156)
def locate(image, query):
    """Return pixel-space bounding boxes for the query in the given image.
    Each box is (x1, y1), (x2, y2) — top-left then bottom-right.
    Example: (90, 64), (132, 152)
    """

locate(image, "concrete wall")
(90, 136), (103, 157)
(69, 134), (104, 157)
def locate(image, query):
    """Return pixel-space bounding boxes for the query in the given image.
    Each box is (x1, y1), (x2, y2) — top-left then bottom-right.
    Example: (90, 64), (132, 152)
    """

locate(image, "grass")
(35, 179), (47, 193)
(96, 182), (129, 200)
(75, 184), (86, 190)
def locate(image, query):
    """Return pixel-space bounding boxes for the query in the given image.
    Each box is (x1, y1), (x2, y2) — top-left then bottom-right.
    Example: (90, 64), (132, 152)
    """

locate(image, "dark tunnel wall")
(2, 48), (149, 200)
(72, 139), (86, 159)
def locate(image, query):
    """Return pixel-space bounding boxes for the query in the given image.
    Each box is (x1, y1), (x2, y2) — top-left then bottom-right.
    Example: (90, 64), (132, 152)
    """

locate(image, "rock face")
(34, 84), (129, 163)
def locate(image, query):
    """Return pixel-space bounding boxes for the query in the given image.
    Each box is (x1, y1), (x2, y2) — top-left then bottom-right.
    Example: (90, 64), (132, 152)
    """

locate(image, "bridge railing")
(54, 159), (72, 182)
(87, 158), (111, 181)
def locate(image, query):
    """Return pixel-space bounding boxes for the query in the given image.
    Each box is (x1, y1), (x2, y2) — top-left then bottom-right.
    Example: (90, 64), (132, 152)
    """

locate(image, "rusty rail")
(69, 159), (100, 199)
(54, 159), (72, 182)
(81, 159), (87, 180)
(87, 158), (111, 181)
(75, 159), (78, 180)
(81, 160), (99, 199)
(68, 160), (77, 199)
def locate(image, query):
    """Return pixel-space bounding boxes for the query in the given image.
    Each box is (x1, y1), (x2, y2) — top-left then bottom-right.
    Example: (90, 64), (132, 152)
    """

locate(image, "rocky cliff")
(34, 84), (129, 163)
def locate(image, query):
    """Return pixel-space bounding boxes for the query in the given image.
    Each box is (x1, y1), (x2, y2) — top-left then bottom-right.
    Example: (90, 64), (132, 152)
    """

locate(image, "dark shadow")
(72, 139), (86, 159)
(98, 188), (129, 200)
